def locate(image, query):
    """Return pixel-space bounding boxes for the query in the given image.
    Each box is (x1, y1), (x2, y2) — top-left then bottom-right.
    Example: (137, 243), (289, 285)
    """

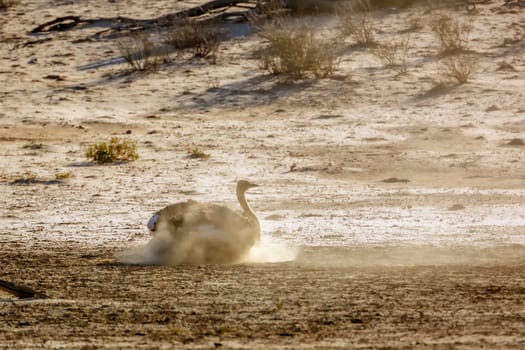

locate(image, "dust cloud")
(294, 245), (525, 268)
(117, 231), (172, 265)
(117, 233), (524, 267)
(117, 228), (230, 265)
(117, 230), (298, 265)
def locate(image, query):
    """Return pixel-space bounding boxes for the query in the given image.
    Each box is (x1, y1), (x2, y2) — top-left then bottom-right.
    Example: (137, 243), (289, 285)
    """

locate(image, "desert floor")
(1, 0), (525, 348)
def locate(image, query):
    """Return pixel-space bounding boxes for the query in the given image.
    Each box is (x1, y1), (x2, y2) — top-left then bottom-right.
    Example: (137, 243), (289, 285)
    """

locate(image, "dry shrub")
(372, 35), (411, 74)
(55, 171), (73, 180)
(405, 15), (423, 32)
(336, 0), (376, 46)
(9, 171), (65, 185)
(11, 171), (38, 184)
(260, 22), (337, 79)
(248, 0), (288, 28)
(0, 0), (17, 10)
(440, 54), (478, 84)
(167, 21), (220, 62)
(285, 0), (338, 14)
(429, 14), (472, 53)
(368, 0), (418, 9)
(86, 137), (139, 164)
(187, 148), (210, 160)
(117, 34), (160, 72)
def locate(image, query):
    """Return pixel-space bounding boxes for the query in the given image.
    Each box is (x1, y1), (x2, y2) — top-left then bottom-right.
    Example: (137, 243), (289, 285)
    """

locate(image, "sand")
(1, 245), (525, 349)
(1, 0), (525, 348)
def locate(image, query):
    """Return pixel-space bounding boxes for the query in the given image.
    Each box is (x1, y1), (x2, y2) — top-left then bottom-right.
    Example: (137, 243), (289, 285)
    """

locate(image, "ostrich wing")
(199, 203), (252, 233)
(149, 200), (259, 264)
(156, 200), (254, 239)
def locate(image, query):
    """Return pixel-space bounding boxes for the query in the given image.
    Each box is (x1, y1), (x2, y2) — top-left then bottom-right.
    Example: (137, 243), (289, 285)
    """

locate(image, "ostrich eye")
(147, 214), (159, 232)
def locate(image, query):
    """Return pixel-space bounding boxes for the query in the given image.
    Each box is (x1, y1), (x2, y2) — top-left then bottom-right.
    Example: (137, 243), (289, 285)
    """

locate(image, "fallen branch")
(503, 0), (525, 6)
(29, 0), (268, 38)
(0, 279), (45, 299)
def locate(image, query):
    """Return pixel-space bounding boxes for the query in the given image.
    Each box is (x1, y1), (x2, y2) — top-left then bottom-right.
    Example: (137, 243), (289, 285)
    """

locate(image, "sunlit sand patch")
(244, 241), (299, 263)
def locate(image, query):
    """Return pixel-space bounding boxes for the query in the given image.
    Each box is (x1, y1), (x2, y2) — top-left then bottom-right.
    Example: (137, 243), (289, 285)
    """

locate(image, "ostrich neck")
(237, 188), (259, 225)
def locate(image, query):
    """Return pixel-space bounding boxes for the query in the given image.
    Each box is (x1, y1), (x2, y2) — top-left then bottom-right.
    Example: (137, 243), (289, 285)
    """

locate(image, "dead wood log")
(29, 15), (143, 34)
(0, 279), (45, 299)
(29, 0), (268, 37)
(26, 0), (366, 46)
(503, 0), (525, 7)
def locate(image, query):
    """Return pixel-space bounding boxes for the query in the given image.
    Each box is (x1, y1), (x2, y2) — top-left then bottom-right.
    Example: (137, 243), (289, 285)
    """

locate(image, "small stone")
(448, 204), (465, 211)
(507, 138), (524, 146)
(382, 177), (410, 183)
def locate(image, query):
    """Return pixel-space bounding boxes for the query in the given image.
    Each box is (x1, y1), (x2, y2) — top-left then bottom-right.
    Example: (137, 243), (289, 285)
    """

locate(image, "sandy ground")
(1, 245), (525, 349)
(1, 0), (525, 348)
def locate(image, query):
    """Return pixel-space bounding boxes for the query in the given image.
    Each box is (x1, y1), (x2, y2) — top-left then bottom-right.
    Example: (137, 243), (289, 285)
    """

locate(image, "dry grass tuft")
(117, 34), (160, 72)
(372, 35), (411, 74)
(440, 54), (478, 84)
(9, 171), (66, 185)
(187, 148), (210, 160)
(86, 137), (139, 164)
(336, 0), (376, 46)
(429, 14), (472, 54)
(166, 21), (220, 62)
(12, 171), (38, 183)
(260, 22), (337, 79)
(55, 171), (73, 180)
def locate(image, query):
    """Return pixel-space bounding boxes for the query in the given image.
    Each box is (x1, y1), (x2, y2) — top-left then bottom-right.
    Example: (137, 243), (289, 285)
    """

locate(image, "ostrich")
(145, 180), (260, 264)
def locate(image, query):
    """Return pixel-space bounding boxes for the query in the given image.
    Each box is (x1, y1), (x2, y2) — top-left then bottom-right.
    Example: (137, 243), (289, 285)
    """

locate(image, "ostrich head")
(236, 179), (259, 193)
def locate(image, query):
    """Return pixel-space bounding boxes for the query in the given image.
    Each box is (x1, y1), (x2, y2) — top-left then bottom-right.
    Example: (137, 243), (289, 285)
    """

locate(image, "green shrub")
(86, 137), (139, 164)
